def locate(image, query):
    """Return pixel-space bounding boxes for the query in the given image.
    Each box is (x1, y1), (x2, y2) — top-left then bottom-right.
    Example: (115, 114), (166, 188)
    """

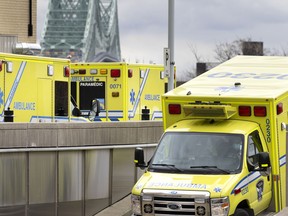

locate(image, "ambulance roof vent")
(12, 43), (41, 55)
(234, 82), (241, 87)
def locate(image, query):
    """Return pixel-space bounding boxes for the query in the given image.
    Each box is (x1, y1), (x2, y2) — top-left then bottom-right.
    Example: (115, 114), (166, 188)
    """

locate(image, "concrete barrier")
(0, 121), (164, 148)
(0, 121), (163, 216)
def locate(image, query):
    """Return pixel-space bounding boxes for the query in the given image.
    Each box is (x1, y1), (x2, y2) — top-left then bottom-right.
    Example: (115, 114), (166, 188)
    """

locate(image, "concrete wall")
(0, 121), (163, 216)
(0, 121), (163, 148)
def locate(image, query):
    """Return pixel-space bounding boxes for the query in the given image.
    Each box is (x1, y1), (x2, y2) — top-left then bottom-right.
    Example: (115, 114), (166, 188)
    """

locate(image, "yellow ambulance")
(132, 56), (288, 215)
(0, 52), (87, 122)
(70, 62), (168, 121)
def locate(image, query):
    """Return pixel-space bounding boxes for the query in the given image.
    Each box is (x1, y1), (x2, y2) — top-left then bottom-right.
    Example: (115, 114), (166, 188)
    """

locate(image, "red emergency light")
(239, 105), (267, 117)
(64, 66), (70, 77)
(238, 106), (251, 116)
(254, 106), (266, 117)
(169, 104), (181, 114)
(234, 188), (241, 195)
(277, 103), (283, 115)
(111, 69), (120, 77)
(128, 69), (133, 78)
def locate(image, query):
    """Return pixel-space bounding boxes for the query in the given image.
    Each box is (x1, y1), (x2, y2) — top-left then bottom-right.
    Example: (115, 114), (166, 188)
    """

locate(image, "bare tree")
(183, 37), (288, 82)
(265, 46), (288, 56)
(179, 43), (209, 81)
(181, 65), (196, 81)
(188, 43), (203, 62)
(215, 38), (288, 59)
(214, 38), (253, 62)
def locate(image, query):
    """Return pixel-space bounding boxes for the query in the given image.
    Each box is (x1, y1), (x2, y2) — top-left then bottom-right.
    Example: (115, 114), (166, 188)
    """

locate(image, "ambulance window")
(247, 131), (263, 165)
(79, 81), (105, 110)
(55, 81), (68, 116)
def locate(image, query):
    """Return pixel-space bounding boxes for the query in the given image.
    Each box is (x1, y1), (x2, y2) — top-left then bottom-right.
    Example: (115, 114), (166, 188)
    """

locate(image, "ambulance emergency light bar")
(169, 102), (284, 118)
(70, 67), (122, 77)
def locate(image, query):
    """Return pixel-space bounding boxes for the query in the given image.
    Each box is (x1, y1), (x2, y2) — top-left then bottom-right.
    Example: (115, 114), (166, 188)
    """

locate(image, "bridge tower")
(40, 0), (121, 62)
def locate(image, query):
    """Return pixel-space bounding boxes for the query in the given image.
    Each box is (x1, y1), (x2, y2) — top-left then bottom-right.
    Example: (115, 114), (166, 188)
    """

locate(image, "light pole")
(168, 0), (175, 91)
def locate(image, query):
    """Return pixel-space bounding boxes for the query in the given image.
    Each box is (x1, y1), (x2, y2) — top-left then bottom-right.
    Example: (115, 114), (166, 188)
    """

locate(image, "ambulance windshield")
(149, 132), (244, 174)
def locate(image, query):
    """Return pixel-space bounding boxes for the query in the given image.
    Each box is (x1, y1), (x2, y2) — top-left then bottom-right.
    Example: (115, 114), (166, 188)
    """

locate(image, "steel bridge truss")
(40, 0), (121, 62)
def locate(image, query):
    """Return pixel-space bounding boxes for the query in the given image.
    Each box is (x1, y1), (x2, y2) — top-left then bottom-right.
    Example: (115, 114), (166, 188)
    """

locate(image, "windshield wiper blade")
(190, 166), (230, 174)
(152, 163), (183, 172)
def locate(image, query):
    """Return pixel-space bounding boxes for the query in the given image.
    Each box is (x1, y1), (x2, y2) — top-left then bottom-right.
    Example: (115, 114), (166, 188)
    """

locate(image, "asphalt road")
(94, 195), (131, 216)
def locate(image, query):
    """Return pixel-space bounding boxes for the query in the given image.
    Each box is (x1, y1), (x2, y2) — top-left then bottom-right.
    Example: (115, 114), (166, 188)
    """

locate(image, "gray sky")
(37, 0), (288, 79)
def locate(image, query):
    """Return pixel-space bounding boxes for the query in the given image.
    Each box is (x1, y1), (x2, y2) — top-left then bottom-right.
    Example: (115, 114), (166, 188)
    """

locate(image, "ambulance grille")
(142, 189), (210, 216)
(154, 196), (195, 215)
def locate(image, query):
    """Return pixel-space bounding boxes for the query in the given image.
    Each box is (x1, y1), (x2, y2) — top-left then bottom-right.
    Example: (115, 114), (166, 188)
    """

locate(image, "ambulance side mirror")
(134, 147), (147, 169)
(248, 152), (270, 173)
(258, 152), (271, 169)
(88, 99), (100, 121)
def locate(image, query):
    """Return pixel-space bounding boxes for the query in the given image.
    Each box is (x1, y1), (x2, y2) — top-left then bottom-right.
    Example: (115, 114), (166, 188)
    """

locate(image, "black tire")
(234, 208), (250, 216)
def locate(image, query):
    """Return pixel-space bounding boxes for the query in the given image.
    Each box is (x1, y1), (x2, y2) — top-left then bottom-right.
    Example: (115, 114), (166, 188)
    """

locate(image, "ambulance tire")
(234, 208), (251, 216)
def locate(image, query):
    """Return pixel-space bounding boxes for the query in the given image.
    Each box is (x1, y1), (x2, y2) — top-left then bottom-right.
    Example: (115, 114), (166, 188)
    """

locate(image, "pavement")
(275, 207), (288, 216)
(94, 194), (132, 216)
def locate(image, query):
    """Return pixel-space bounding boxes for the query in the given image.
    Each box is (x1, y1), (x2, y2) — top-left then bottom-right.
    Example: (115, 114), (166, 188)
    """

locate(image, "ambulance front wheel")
(234, 208), (251, 216)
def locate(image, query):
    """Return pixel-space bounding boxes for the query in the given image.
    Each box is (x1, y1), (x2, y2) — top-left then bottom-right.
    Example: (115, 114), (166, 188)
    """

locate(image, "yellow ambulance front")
(132, 118), (272, 216)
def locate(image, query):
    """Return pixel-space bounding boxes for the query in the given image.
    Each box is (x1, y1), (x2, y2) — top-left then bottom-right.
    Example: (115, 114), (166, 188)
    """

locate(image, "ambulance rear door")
(2, 57), (37, 122)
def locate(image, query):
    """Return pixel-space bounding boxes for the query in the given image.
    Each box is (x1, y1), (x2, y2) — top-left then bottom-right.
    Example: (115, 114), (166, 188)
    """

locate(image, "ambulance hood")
(133, 171), (238, 197)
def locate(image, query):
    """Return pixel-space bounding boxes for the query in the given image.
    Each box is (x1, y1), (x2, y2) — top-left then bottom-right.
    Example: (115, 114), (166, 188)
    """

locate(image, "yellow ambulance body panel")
(70, 62), (168, 121)
(0, 52), (86, 122)
(132, 56), (288, 215)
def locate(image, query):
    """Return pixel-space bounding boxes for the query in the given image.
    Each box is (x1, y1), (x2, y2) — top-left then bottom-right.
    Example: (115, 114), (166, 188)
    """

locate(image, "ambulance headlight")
(211, 197), (229, 216)
(131, 194), (141, 215)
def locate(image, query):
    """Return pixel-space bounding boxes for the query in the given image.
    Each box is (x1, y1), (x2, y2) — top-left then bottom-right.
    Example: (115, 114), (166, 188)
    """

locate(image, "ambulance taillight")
(79, 69), (86, 74)
(64, 66), (70, 77)
(128, 69), (133, 78)
(169, 104), (181, 114)
(239, 106), (251, 116)
(111, 69), (120, 77)
(254, 106), (266, 117)
(0, 61), (2, 71)
(277, 103), (283, 115)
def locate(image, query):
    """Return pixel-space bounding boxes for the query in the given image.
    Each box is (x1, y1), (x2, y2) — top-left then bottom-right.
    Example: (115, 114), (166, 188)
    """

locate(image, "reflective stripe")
(129, 68), (150, 119)
(151, 111), (162, 120)
(280, 155), (286, 167)
(231, 171), (261, 195)
(4, 61), (27, 111)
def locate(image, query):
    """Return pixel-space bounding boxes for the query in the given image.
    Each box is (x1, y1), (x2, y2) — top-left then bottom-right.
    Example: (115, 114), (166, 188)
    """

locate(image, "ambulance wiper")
(190, 166), (230, 174)
(152, 163), (183, 172)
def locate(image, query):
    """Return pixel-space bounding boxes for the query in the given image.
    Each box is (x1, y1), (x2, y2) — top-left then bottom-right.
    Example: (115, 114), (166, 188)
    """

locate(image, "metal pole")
(168, 0), (175, 91)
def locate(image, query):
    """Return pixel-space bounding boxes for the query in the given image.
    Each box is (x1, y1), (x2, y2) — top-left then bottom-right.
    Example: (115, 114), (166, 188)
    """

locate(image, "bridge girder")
(40, 0), (121, 62)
